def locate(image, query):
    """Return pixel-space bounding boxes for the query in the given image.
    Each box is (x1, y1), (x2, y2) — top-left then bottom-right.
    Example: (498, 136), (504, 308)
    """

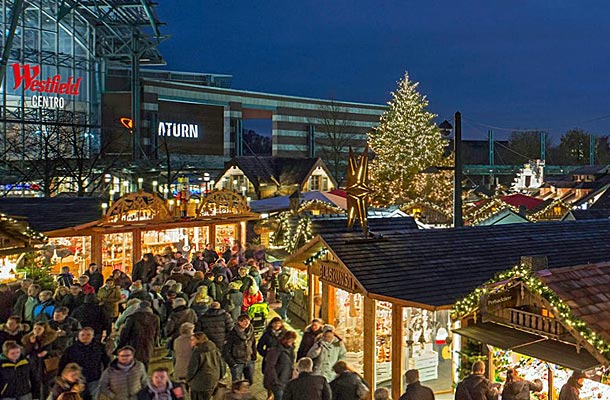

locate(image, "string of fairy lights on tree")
(368, 71), (445, 206)
(452, 264), (610, 358)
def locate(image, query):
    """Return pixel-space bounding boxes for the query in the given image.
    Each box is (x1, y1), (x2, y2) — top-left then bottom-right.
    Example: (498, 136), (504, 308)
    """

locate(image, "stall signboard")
(314, 261), (361, 293)
(480, 284), (521, 321)
(12, 63), (82, 110)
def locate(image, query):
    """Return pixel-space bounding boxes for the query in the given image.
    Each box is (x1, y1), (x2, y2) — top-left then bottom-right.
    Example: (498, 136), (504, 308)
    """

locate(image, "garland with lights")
(297, 200), (345, 215)
(452, 264), (610, 359)
(0, 213), (47, 242)
(527, 199), (570, 222)
(304, 248), (329, 266)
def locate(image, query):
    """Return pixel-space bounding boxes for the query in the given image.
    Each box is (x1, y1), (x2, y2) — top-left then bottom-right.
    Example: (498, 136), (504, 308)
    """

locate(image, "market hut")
(0, 213), (46, 281)
(44, 189), (258, 274)
(452, 261), (610, 400)
(284, 219), (610, 400)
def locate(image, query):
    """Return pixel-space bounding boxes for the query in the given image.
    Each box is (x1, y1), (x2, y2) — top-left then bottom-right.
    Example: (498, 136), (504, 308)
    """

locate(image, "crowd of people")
(0, 242), (403, 400)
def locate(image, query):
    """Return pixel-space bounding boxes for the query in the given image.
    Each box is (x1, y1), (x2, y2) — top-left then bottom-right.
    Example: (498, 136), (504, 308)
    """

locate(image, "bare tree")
(314, 101), (354, 183)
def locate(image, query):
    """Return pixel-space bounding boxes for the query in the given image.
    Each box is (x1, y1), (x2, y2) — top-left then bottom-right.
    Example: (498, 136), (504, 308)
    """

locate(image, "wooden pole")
(132, 229), (141, 275)
(307, 271), (315, 322)
(392, 304), (404, 400)
(363, 296), (376, 400)
(91, 232), (103, 270)
(548, 363), (554, 400)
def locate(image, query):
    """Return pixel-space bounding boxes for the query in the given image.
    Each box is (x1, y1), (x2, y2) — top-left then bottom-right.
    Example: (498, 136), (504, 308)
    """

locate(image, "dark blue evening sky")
(155, 1), (610, 140)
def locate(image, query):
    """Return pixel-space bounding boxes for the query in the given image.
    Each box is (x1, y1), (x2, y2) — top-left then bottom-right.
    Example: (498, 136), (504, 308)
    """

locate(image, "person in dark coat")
(0, 316), (29, 346)
(283, 357), (332, 400)
(501, 367), (543, 400)
(399, 369), (434, 400)
(111, 269), (133, 291)
(56, 266), (75, 287)
(203, 243), (219, 266)
(132, 253), (158, 285)
(61, 284), (85, 315)
(11, 279), (32, 316)
(48, 307), (81, 351)
(22, 322), (60, 400)
(118, 301), (161, 368)
(0, 284), (14, 323)
(212, 260), (232, 283)
(257, 317), (285, 369)
(58, 327), (110, 400)
(137, 367), (185, 400)
(222, 282), (244, 322)
(297, 318), (324, 360)
(84, 263), (104, 292)
(164, 298), (197, 342)
(187, 332), (224, 400)
(263, 330), (297, 400)
(196, 302), (234, 351)
(455, 361), (498, 400)
(0, 340), (33, 400)
(49, 362), (86, 400)
(71, 293), (109, 339)
(330, 361), (370, 400)
(558, 371), (584, 400)
(191, 252), (208, 272)
(223, 314), (257, 384)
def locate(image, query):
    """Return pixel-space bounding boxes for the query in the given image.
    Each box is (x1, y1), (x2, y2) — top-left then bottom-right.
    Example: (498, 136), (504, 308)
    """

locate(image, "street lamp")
(152, 180), (158, 194)
(137, 177), (143, 190)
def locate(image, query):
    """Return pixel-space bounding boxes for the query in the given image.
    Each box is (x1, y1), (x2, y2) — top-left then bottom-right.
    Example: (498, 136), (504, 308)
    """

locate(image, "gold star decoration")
(346, 146), (371, 236)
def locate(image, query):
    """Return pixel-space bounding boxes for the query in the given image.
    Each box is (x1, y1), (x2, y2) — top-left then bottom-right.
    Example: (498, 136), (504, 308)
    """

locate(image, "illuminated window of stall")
(375, 301), (392, 389)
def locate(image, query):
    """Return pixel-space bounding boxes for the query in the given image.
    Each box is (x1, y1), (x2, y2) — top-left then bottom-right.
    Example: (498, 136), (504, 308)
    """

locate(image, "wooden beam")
(132, 228), (141, 274)
(363, 296), (376, 399)
(91, 232), (102, 271)
(392, 304), (404, 400)
(308, 272), (315, 322)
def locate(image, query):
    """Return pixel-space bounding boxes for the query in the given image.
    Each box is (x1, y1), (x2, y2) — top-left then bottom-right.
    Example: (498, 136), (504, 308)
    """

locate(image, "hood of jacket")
(194, 340), (217, 353)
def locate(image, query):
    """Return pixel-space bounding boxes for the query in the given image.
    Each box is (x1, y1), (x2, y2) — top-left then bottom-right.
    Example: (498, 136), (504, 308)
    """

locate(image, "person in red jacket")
(241, 284), (263, 313)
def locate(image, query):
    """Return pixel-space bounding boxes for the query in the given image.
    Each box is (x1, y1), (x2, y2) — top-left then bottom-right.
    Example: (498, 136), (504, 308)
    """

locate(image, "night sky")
(155, 1), (610, 140)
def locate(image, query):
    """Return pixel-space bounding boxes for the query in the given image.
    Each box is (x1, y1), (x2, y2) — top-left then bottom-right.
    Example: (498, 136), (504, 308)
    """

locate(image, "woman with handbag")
(21, 322), (59, 400)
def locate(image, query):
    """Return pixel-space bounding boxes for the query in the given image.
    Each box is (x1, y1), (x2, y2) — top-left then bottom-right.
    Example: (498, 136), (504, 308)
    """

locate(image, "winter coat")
(170, 273), (191, 288)
(307, 337), (347, 382)
(132, 255), (157, 284)
(21, 326), (58, 356)
(0, 323), (29, 346)
(501, 379), (543, 400)
(48, 317), (81, 351)
(331, 371), (370, 400)
(257, 328), (284, 358)
(297, 325), (323, 360)
(33, 299), (55, 322)
(184, 278), (204, 296)
(263, 343), (295, 392)
(137, 381), (185, 400)
(98, 285), (122, 318)
(187, 340), (224, 392)
(399, 381), (435, 400)
(212, 266), (232, 283)
(241, 290), (263, 312)
(118, 308), (160, 364)
(99, 359), (148, 400)
(455, 374), (499, 400)
(223, 325), (257, 366)
(237, 275), (256, 294)
(283, 371), (332, 400)
(197, 308), (234, 351)
(0, 291), (14, 322)
(222, 289), (243, 322)
(172, 334), (193, 380)
(49, 375), (85, 400)
(23, 296), (39, 323)
(558, 379), (582, 400)
(0, 354), (32, 398)
(129, 289), (151, 302)
(71, 302), (109, 337)
(58, 339), (110, 382)
(61, 293), (84, 314)
(165, 306), (197, 340)
(249, 271), (262, 290)
(56, 273), (75, 287)
(191, 257), (208, 272)
(85, 270), (105, 292)
(203, 249), (219, 265)
(113, 272), (133, 291)
(213, 280), (229, 302)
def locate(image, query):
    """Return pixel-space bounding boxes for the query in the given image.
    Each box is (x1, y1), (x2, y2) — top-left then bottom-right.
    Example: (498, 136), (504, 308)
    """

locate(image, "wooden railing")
(493, 308), (566, 339)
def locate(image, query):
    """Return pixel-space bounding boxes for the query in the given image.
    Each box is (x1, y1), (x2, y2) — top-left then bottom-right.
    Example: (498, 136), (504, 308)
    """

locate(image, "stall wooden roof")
(286, 219), (610, 308)
(540, 262), (610, 343)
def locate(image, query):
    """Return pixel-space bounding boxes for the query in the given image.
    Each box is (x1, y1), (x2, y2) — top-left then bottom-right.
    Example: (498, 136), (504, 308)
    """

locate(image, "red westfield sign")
(12, 63), (82, 96)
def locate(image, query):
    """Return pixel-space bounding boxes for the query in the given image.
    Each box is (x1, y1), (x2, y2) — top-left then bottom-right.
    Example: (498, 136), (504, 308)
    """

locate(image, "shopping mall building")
(0, 0), (385, 194)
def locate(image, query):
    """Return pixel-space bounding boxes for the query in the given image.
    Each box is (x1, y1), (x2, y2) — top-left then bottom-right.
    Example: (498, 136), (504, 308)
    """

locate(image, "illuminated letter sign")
(12, 63), (82, 110)
(158, 121), (199, 139)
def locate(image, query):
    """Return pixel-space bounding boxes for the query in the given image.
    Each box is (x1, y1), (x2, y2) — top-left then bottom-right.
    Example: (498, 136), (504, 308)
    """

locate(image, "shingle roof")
(565, 209), (610, 221)
(540, 262), (610, 343)
(0, 197), (102, 232)
(310, 215), (417, 235)
(314, 219), (610, 307)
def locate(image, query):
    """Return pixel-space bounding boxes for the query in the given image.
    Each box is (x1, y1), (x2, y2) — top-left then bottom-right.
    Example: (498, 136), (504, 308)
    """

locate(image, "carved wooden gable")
(197, 190), (251, 217)
(104, 191), (171, 224)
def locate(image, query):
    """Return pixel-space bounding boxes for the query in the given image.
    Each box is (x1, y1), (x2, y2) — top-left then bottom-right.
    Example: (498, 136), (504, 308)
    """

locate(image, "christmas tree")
(368, 72), (445, 205)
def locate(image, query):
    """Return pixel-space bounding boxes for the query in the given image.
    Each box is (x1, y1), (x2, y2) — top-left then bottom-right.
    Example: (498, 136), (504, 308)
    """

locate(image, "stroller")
(247, 302), (270, 334)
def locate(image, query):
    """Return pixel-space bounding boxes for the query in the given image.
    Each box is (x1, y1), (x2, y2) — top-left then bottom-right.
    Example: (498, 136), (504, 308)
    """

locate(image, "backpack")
(222, 292), (236, 313)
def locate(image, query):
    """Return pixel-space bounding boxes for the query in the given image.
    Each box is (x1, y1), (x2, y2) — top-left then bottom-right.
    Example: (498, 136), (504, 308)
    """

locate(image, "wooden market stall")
(452, 262), (610, 400)
(44, 190), (258, 274)
(0, 213), (46, 281)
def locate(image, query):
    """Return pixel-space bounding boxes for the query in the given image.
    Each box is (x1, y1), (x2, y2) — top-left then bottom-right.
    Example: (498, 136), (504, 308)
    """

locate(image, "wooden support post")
(322, 282), (335, 325)
(132, 229), (141, 274)
(392, 304), (404, 400)
(307, 272), (315, 322)
(210, 224), (216, 252)
(91, 232), (103, 269)
(486, 345), (495, 381)
(363, 297), (376, 399)
(547, 363), (554, 400)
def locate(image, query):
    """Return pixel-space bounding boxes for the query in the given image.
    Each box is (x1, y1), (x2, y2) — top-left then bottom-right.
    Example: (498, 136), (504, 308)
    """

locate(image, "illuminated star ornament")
(346, 146), (371, 236)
